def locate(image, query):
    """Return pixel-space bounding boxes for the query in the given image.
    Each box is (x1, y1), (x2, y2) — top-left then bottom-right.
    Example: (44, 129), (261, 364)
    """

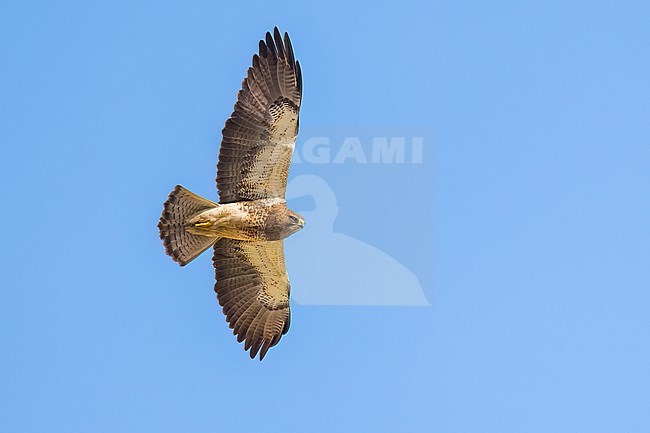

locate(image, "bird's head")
(283, 209), (305, 237)
(265, 206), (305, 240)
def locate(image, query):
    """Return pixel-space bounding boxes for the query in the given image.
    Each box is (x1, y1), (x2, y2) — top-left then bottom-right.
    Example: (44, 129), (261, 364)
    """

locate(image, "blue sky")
(1, 1), (649, 432)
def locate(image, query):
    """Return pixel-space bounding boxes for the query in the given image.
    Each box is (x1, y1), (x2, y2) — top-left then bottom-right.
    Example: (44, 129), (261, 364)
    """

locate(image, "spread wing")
(217, 27), (302, 204)
(213, 238), (291, 360)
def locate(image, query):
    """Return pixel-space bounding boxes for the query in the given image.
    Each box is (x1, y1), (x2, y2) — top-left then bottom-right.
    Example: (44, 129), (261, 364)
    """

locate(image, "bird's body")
(185, 197), (303, 242)
(158, 28), (303, 360)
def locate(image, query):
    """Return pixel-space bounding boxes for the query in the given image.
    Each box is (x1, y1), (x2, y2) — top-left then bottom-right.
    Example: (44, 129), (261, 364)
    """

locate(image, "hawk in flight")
(158, 28), (303, 360)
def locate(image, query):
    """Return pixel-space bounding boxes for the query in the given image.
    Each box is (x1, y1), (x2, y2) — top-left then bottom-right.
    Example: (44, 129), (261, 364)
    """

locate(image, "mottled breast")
(236, 198), (288, 241)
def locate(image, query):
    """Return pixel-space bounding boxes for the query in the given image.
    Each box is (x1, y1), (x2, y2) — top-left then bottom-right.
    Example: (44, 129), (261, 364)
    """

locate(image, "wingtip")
(273, 27), (285, 58)
(265, 32), (275, 55)
(259, 339), (272, 360)
(296, 60), (302, 94)
(259, 39), (268, 58)
(283, 31), (294, 64)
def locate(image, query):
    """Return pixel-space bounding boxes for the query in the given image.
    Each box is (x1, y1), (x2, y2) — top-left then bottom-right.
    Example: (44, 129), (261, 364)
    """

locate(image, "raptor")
(158, 27), (303, 360)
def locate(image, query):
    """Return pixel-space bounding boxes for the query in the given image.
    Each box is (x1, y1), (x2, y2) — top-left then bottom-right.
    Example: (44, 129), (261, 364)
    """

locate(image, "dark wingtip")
(248, 339), (265, 360)
(259, 339), (272, 360)
(259, 40), (267, 58)
(265, 32), (276, 56)
(284, 32), (295, 64)
(296, 60), (302, 94)
(273, 27), (285, 60)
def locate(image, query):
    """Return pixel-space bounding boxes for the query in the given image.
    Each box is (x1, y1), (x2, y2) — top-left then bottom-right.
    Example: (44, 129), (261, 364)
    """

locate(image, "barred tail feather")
(158, 185), (219, 266)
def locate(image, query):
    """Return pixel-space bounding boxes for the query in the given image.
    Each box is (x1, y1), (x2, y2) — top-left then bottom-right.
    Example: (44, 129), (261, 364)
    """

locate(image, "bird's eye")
(289, 215), (299, 223)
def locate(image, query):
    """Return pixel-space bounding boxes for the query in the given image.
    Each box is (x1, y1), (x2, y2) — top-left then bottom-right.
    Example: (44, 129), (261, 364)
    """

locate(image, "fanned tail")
(158, 185), (220, 266)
